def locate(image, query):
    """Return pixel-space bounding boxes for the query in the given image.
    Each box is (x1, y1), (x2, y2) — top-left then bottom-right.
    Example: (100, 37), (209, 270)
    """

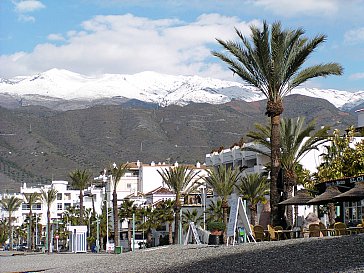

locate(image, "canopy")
(279, 189), (313, 205)
(307, 186), (342, 205)
(333, 181), (364, 202)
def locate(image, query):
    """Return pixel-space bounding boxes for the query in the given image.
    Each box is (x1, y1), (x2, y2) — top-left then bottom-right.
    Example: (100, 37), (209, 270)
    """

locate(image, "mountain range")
(0, 69), (361, 192)
(1, 68), (364, 111)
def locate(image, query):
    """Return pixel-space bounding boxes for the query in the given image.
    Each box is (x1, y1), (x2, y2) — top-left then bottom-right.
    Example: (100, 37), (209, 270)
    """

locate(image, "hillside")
(0, 94), (357, 192)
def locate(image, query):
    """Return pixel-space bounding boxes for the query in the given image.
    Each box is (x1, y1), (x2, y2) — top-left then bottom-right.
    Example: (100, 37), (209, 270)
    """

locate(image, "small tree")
(203, 165), (241, 243)
(41, 188), (58, 254)
(236, 173), (269, 225)
(111, 163), (129, 247)
(23, 192), (41, 251)
(0, 196), (22, 250)
(119, 199), (136, 251)
(69, 169), (92, 225)
(158, 166), (200, 244)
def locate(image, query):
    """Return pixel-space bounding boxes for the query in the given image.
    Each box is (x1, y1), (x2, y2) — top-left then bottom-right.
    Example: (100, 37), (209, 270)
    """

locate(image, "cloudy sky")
(1, 0), (364, 91)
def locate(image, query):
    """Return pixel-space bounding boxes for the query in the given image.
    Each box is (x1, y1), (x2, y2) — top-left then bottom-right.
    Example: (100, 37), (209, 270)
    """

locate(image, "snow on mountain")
(0, 68), (363, 110)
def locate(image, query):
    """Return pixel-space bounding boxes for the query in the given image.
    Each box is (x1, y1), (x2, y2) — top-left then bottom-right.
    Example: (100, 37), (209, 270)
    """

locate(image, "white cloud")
(0, 13), (256, 79)
(344, 27), (364, 44)
(349, 73), (364, 80)
(12, 0), (45, 22)
(14, 0), (45, 13)
(18, 14), (35, 22)
(47, 34), (65, 41)
(252, 0), (339, 16)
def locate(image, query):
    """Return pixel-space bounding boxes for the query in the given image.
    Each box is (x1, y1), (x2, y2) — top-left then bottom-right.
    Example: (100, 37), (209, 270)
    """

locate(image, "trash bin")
(114, 246), (122, 254)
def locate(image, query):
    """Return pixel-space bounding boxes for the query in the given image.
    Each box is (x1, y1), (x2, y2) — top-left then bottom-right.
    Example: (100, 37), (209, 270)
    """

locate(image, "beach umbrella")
(333, 182), (364, 202)
(278, 189), (313, 205)
(307, 186), (342, 205)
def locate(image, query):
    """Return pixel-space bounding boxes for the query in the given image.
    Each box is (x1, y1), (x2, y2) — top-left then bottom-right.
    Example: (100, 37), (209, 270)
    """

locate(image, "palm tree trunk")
(327, 203), (336, 225)
(128, 219), (132, 251)
(270, 115), (282, 226)
(285, 184), (294, 227)
(29, 210), (33, 251)
(147, 228), (152, 247)
(250, 205), (257, 226)
(222, 202), (228, 244)
(79, 190), (84, 225)
(47, 210), (51, 254)
(113, 190), (119, 247)
(168, 221), (173, 245)
(8, 213), (13, 250)
(174, 206), (180, 244)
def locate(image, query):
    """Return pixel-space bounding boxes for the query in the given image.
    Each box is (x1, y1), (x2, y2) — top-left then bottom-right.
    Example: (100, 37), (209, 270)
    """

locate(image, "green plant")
(207, 221), (225, 232)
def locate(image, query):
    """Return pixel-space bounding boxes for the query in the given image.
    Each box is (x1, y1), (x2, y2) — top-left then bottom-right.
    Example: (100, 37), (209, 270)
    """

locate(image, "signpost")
(226, 194), (255, 245)
(184, 222), (201, 245)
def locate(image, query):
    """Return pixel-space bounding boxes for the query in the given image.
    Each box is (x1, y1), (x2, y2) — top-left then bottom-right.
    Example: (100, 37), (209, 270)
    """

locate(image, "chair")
(267, 225), (278, 241)
(319, 222), (329, 236)
(253, 225), (265, 242)
(334, 222), (351, 236)
(309, 223), (321, 237)
(274, 225), (284, 240)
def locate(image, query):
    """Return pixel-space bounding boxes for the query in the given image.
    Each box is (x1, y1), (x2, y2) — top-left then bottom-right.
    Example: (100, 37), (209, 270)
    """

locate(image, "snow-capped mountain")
(1, 68), (363, 110)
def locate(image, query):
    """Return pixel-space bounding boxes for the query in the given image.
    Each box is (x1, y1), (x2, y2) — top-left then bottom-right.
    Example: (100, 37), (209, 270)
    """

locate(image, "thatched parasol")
(307, 186), (342, 205)
(279, 189), (313, 205)
(333, 181), (364, 202)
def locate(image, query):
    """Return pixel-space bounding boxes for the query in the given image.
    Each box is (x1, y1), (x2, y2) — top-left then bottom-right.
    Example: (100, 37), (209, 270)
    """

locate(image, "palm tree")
(41, 188), (58, 253)
(203, 165), (241, 243)
(111, 163), (129, 247)
(0, 196), (22, 250)
(156, 199), (175, 244)
(206, 198), (223, 223)
(119, 199), (136, 251)
(69, 169), (92, 225)
(182, 209), (203, 232)
(137, 206), (162, 247)
(157, 165), (200, 244)
(236, 173), (269, 225)
(212, 21), (343, 225)
(23, 192), (41, 251)
(245, 117), (329, 225)
(0, 218), (8, 247)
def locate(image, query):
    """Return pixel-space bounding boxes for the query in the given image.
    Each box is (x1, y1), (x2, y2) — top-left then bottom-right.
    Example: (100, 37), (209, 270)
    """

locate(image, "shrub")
(207, 221), (225, 231)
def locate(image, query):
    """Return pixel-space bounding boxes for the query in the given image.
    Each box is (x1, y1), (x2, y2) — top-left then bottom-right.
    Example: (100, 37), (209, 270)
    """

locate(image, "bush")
(207, 221), (225, 231)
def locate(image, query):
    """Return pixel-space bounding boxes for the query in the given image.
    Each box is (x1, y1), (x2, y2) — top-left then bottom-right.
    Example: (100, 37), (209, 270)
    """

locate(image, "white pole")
(35, 214), (38, 246)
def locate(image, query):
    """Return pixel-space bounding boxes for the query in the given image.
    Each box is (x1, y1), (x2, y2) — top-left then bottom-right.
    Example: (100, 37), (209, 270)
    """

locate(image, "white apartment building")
(0, 180), (104, 228)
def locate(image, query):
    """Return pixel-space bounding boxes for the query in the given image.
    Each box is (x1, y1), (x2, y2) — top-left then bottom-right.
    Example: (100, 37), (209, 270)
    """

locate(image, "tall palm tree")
(0, 196), (22, 250)
(41, 188), (58, 254)
(212, 21), (343, 225)
(23, 192), (41, 251)
(246, 117), (329, 225)
(157, 165), (200, 244)
(119, 199), (136, 251)
(203, 165), (241, 243)
(236, 173), (269, 225)
(69, 169), (92, 225)
(111, 163), (129, 247)
(156, 199), (175, 245)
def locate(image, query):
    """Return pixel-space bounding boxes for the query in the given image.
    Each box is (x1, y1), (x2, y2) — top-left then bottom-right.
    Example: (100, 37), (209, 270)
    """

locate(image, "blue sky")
(1, 0), (364, 91)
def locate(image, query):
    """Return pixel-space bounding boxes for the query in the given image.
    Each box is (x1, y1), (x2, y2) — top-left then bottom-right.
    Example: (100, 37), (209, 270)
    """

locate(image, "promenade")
(1, 234), (363, 273)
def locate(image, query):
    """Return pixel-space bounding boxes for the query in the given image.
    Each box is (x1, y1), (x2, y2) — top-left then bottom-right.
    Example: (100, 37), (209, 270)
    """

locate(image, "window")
(64, 203), (71, 210)
(22, 203), (30, 210)
(57, 193), (62, 200)
(64, 193), (71, 200)
(127, 183), (131, 189)
(57, 203), (63, 211)
(32, 203), (42, 210)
